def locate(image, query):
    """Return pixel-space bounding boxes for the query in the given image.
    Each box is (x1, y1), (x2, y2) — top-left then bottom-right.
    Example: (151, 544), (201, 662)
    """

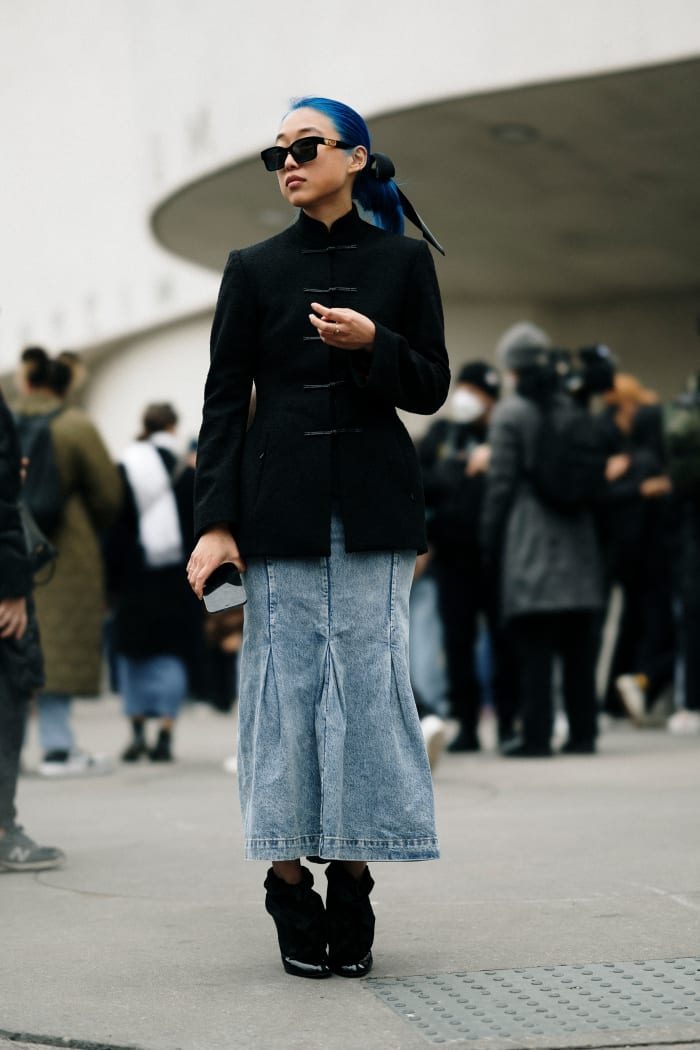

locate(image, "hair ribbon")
(368, 153), (445, 256)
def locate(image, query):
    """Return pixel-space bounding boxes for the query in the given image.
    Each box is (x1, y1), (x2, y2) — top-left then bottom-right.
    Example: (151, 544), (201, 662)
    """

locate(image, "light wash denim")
(117, 655), (187, 720)
(238, 512), (440, 862)
(37, 693), (74, 753)
(409, 571), (450, 718)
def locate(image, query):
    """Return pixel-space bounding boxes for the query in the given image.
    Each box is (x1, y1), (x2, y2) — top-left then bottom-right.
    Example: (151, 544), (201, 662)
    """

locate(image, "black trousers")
(511, 611), (598, 751)
(433, 551), (518, 741)
(0, 675), (28, 828)
(604, 567), (675, 713)
(682, 603), (700, 712)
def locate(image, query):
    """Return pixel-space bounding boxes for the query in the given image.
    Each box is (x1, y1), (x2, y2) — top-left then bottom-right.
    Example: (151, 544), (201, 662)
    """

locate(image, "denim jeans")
(409, 572), (449, 718)
(238, 512), (440, 862)
(37, 692), (74, 754)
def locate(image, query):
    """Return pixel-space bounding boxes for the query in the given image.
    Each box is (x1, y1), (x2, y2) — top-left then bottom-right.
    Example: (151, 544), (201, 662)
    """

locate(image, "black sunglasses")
(260, 136), (354, 172)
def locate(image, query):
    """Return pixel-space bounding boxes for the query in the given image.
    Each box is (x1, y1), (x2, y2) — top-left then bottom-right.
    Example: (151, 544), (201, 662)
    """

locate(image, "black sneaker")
(560, 738), (596, 754)
(447, 727), (480, 753)
(0, 825), (65, 872)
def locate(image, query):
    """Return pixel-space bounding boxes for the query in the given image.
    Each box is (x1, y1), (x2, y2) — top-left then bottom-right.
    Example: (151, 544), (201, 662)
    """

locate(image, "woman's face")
(273, 107), (366, 214)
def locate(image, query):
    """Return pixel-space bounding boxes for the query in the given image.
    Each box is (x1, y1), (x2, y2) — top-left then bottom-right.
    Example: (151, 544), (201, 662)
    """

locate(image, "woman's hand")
(467, 444), (491, 476)
(640, 475), (672, 498)
(605, 453), (631, 482)
(186, 525), (246, 600)
(0, 597), (28, 640)
(309, 302), (375, 351)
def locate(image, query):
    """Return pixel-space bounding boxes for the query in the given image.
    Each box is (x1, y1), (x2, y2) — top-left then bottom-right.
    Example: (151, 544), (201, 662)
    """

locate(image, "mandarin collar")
(296, 205), (366, 246)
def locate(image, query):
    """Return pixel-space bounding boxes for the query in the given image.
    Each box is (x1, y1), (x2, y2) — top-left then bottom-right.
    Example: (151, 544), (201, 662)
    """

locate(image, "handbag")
(18, 499), (58, 581)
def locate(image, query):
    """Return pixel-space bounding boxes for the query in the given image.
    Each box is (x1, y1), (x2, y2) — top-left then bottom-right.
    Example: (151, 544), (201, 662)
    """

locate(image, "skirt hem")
(244, 834), (440, 862)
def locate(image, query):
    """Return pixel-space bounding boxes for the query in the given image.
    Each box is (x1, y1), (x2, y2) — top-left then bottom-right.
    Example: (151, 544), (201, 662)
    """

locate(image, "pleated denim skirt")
(237, 511), (440, 862)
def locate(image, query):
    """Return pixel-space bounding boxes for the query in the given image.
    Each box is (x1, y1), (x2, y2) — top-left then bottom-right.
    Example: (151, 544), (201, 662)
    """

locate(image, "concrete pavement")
(2, 697), (699, 1050)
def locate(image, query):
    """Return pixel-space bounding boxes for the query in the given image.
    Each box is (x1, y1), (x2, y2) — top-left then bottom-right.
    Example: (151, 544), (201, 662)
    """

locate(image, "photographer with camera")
(481, 323), (605, 757)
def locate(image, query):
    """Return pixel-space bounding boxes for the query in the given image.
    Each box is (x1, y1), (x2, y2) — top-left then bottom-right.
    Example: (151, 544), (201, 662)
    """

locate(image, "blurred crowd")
(1, 324), (699, 870)
(413, 320), (700, 765)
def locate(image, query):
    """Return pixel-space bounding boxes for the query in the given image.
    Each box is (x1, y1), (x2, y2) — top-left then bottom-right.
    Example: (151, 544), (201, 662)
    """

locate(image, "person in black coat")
(187, 96), (449, 980)
(663, 368), (700, 733)
(418, 361), (516, 749)
(106, 403), (201, 762)
(596, 373), (675, 721)
(0, 389), (64, 871)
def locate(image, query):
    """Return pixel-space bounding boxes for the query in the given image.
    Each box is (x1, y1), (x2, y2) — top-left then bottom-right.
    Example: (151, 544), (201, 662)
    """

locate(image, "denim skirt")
(237, 512), (439, 862)
(117, 654), (187, 720)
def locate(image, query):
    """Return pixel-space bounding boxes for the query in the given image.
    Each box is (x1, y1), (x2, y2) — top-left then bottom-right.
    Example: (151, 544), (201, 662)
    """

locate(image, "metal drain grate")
(368, 957), (700, 1047)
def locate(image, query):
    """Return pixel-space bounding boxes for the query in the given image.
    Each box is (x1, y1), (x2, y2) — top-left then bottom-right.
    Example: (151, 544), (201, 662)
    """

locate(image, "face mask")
(502, 372), (517, 396)
(448, 388), (485, 424)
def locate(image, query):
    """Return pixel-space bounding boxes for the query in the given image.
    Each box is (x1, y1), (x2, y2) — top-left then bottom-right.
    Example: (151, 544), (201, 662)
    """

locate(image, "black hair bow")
(369, 153), (445, 256)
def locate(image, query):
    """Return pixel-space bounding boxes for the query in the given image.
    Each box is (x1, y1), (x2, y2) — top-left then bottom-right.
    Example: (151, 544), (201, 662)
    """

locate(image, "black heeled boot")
(149, 727), (173, 762)
(121, 719), (148, 762)
(325, 861), (375, 977)
(263, 866), (332, 979)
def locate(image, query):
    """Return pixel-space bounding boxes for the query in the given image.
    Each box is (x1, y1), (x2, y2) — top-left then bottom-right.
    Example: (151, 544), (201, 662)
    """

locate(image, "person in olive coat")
(0, 389), (64, 870)
(14, 349), (123, 776)
(187, 96), (449, 980)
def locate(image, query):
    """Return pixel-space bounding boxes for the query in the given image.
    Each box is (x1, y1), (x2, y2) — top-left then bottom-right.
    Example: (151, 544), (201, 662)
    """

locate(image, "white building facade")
(2, 0), (700, 453)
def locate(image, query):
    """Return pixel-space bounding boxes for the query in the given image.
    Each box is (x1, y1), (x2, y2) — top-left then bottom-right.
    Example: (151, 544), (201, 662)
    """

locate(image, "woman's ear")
(348, 145), (368, 174)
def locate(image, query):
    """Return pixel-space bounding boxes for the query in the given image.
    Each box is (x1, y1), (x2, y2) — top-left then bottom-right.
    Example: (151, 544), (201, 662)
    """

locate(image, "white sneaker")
(222, 754), (238, 775)
(667, 709), (700, 735)
(420, 715), (447, 771)
(552, 711), (570, 749)
(615, 675), (647, 725)
(38, 750), (114, 777)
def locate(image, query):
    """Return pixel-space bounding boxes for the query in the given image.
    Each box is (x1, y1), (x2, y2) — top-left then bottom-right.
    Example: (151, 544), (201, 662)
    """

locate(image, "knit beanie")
(496, 321), (551, 371)
(456, 361), (501, 399)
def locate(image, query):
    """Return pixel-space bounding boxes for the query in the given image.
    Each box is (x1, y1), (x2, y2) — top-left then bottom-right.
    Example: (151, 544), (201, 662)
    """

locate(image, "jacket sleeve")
(194, 251), (257, 540)
(72, 416), (124, 532)
(0, 398), (34, 601)
(352, 241), (450, 414)
(480, 405), (521, 565)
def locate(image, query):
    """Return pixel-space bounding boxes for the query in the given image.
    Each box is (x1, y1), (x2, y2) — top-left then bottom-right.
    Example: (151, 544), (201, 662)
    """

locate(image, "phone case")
(202, 564), (247, 612)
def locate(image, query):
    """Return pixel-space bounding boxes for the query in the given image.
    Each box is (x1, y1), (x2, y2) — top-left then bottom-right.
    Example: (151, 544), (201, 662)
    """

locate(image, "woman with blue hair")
(187, 96), (449, 979)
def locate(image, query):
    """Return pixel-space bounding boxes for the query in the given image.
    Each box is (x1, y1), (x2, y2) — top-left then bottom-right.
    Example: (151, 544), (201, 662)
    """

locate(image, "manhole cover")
(367, 957), (700, 1046)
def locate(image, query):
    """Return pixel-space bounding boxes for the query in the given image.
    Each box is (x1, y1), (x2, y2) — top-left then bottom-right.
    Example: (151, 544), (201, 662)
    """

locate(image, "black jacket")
(595, 404), (670, 581)
(106, 450), (201, 662)
(0, 394), (43, 694)
(194, 207), (449, 556)
(418, 417), (489, 554)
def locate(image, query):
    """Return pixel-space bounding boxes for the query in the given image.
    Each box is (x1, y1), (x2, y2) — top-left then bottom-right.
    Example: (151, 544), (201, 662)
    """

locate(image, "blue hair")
(288, 96), (405, 235)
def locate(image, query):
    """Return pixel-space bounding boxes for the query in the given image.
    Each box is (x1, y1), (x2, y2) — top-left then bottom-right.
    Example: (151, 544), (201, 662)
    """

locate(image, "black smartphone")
(202, 563), (247, 613)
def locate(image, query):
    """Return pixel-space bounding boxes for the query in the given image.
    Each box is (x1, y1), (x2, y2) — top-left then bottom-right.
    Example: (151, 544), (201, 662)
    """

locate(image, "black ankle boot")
(122, 719), (148, 762)
(149, 728), (172, 762)
(325, 861), (375, 977)
(264, 867), (332, 979)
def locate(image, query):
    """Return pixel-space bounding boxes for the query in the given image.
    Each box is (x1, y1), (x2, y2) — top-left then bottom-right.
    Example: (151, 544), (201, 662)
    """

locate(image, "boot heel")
(264, 866), (332, 979)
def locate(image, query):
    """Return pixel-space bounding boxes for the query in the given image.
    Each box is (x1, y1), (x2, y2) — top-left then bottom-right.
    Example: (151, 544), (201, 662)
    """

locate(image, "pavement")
(2, 696), (700, 1050)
